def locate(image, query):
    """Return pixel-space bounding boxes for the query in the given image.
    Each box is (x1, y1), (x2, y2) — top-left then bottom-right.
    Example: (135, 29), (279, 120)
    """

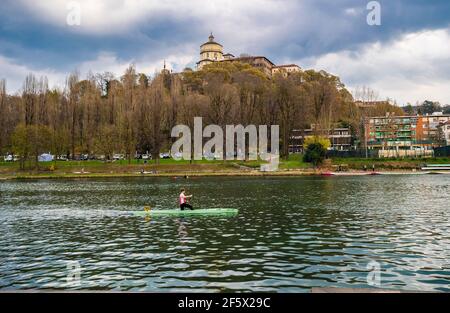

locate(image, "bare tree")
(1, 62), (410, 170)
(0, 79), (6, 154)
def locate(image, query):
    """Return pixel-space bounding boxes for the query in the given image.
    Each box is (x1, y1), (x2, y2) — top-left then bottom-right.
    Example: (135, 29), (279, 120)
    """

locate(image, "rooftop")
(273, 64), (300, 68)
(223, 55), (276, 66)
(200, 33), (223, 47)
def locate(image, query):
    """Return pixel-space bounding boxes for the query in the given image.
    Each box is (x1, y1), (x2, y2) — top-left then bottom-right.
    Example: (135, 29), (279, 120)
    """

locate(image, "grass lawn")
(0, 158), (230, 168)
(0, 158), (244, 176)
(234, 154), (310, 169)
(1, 154), (449, 177)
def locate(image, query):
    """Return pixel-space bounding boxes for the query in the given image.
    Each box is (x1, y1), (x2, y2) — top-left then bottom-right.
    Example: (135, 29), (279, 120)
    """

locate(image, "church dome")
(200, 33), (223, 48)
(197, 33), (224, 69)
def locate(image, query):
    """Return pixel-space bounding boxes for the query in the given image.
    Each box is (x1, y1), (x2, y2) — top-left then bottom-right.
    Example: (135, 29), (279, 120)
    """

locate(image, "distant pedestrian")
(372, 164), (375, 172)
(363, 165), (367, 172)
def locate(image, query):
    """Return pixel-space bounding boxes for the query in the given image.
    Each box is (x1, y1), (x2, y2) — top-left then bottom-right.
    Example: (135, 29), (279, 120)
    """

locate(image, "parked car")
(3, 154), (20, 162)
(135, 151), (152, 160)
(113, 154), (125, 160)
(159, 152), (171, 159)
(56, 155), (68, 161)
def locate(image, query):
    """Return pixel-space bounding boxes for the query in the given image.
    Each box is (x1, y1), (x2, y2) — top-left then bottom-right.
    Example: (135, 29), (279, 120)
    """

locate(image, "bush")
(303, 142), (327, 167)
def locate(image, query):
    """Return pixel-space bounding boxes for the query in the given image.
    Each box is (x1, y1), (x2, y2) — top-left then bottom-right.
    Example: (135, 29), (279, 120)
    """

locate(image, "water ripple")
(0, 176), (449, 292)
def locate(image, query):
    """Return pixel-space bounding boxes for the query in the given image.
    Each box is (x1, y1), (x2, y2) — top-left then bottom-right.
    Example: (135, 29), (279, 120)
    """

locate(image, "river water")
(0, 175), (449, 292)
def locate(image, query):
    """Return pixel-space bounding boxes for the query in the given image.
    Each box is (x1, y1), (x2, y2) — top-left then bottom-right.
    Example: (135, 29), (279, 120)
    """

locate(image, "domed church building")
(196, 33), (300, 77)
(196, 33), (226, 70)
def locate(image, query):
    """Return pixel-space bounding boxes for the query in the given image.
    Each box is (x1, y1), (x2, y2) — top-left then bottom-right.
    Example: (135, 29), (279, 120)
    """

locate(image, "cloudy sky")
(1, 0), (450, 105)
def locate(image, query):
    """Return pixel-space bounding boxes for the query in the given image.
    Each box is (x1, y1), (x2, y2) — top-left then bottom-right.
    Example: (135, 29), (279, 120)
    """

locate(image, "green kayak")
(131, 208), (238, 217)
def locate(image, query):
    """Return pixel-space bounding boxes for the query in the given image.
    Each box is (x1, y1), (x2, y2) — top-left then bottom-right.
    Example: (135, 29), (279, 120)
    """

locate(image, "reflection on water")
(0, 176), (449, 292)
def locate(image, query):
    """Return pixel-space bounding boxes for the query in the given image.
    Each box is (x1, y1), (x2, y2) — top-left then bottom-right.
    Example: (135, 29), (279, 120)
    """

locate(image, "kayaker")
(179, 188), (194, 210)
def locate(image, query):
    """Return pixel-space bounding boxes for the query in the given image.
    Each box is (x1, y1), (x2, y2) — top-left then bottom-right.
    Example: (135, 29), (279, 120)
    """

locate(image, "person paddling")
(179, 188), (194, 210)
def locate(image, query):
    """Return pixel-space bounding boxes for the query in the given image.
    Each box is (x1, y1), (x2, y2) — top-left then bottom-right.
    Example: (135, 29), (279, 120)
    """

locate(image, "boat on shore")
(311, 287), (423, 293)
(421, 164), (450, 171)
(320, 171), (441, 176)
(321, 171), (383, 177)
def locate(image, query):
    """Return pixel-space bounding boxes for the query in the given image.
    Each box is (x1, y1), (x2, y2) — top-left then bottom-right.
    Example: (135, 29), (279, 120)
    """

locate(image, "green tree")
(12, 124), (29, 170)
(12, 124), (52, 169)
(95, 125), (118, 160)
(28, 125), (52, 168)
(418, 100), (441, 115)
(303, 137), (329, 167)
(403, 103), (415, 115)
(304, 136), (331, 150)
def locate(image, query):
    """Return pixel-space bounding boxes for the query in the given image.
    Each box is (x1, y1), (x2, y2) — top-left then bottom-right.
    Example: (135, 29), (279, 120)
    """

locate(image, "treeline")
(403, 100), (450, 116)
(0, 62), (402, 168)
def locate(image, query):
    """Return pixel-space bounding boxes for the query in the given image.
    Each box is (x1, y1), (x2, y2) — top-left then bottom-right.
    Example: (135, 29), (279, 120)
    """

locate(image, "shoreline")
(2, 156), (449, 180)
(1, 169), (448, 180)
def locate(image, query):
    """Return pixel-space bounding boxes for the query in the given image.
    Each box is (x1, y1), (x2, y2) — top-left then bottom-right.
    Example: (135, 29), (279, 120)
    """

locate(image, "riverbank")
(0, 155), (449, 180)
(3, 172), (448, 180)
(0, 171), (322, 180)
